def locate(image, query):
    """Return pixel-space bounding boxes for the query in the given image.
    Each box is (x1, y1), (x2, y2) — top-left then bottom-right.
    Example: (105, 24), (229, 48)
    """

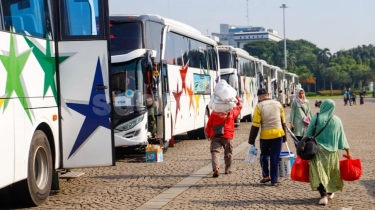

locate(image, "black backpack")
(297, 113), (332, 160)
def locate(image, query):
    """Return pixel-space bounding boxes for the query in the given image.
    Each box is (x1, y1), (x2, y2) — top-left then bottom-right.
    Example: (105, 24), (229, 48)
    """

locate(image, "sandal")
(213, 168), (219, 178)
(225, 171), (232, 174)
(260, 177), (271, 183)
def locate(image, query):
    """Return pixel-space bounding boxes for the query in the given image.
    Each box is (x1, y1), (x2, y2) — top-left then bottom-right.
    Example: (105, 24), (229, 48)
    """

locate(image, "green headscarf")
(305, 99), (349, 152)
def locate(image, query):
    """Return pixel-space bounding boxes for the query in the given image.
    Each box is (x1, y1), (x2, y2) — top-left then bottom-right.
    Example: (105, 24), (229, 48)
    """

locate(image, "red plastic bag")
(340, 154), (362, 181)
(291, 156), (310, 183)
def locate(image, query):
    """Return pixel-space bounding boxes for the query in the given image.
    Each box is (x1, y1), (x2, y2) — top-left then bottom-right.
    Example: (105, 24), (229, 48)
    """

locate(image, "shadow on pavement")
(189, 197), (320, 207)
(361, 180), (375, 198)
(93, 174), (189, 180)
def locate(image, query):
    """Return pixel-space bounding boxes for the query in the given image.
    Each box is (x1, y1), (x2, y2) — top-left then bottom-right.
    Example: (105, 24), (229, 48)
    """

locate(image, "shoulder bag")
(297, 113), (333, 160)
(213, 113), (229, 137)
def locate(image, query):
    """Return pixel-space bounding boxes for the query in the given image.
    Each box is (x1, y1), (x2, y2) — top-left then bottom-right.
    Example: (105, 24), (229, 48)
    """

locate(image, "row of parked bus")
(110, 14), (300, 151)
(0, 1), (299, 206)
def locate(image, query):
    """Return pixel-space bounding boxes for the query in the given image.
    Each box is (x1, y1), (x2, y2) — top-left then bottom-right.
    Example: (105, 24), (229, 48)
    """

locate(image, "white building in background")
(212, 24), (283, 48)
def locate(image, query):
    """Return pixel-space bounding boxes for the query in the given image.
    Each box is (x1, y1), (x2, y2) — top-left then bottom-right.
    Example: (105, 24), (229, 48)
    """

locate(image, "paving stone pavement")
(1, 98), (375, 210)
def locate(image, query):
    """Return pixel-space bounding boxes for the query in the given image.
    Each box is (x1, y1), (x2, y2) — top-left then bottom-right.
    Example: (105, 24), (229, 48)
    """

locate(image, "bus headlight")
(115, 114), (144, 133)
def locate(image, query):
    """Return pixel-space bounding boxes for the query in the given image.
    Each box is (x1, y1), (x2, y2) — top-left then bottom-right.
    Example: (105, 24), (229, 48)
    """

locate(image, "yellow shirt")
(252, 100), (286, 139)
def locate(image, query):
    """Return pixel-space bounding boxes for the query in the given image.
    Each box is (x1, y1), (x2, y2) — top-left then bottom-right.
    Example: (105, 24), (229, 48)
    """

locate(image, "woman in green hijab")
(305, 99), (352, 205)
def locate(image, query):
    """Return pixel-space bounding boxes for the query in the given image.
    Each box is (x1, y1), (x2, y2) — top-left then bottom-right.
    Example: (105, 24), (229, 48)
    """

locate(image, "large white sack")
(214, 80), (237, 102)
(208, 95), (237, 112)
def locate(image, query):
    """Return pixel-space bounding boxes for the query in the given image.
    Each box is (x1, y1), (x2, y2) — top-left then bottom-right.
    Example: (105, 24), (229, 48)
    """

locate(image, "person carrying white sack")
(208, 80), (238, 112)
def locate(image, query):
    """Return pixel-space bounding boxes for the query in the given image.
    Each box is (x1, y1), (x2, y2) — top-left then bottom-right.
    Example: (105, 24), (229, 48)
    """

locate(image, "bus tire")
(187, 130), (199, 139)
(22, 130), (53, 206)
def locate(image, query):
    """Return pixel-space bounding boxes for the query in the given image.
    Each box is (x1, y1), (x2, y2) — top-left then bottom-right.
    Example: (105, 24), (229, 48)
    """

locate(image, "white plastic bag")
(210, 95), (237, 112)
(245, 145), (258, 163)
(214, 80), (237, 102)
(208, 80), (238, 112)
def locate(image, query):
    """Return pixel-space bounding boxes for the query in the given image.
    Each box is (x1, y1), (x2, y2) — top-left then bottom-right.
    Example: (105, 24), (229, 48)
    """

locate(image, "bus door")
(157, 61), (172, 141)
(57, 0), (114, 168)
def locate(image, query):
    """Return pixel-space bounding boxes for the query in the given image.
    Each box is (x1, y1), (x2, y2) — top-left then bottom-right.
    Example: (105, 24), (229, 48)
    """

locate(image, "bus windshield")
(110, 22), (142, 55)
(112, 58), (146, 108)
(219, 52), (231, 69)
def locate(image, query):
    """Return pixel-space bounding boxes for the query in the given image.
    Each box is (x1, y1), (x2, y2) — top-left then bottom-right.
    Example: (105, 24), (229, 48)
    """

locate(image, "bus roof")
(109, 14), (201, 35)
(109, 14), (216, 46)
(217, 45), (256, 61)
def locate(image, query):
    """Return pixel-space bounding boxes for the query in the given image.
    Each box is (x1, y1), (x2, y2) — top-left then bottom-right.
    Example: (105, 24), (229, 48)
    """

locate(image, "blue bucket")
(279, 151), (295, 177)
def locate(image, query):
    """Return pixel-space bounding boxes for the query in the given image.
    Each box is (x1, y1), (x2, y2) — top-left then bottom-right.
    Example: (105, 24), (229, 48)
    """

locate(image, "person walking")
(346, 91), (351, 106)
(360, 91), (365, 105)
(289, 88), (312, 145)
(351, 92), (356, 105)
(205, 95), (242, 177)
(248, 88), (287, 186)
(305, 99), (352, 205)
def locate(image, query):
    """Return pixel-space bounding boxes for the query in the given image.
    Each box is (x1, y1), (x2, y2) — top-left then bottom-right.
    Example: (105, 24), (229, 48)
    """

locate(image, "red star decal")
(172, 82), (183, 124)
(179, 57), (189, 94)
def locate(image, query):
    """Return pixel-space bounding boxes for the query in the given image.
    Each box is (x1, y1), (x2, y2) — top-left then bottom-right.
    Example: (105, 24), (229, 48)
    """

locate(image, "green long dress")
(305, 99), (349, 193)
(290, 100), (312, 137)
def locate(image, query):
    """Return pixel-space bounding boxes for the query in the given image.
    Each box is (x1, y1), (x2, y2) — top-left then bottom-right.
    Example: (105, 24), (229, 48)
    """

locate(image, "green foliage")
(305, 92), (317, 96)
(317, 90), (344, 96)
(242, 40), (375, 93)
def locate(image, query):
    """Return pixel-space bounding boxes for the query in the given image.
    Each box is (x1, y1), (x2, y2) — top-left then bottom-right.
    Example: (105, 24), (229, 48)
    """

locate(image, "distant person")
(289, 88), (312, 145)
(248, 88), (287, 186)
(345, 91), (351, 106)
(206, 95), (242, 177)
(360, 91), (365, 105)
(305, 99), (352, 205)
(351, 92), (356, 105)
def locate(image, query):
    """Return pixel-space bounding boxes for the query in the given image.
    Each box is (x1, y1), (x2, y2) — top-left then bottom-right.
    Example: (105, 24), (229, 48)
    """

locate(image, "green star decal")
(0, 34), (32, 123)
(24, 34), (69, 104)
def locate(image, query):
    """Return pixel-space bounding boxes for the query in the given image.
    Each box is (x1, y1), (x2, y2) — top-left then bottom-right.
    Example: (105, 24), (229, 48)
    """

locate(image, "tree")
(317, 48), (332, 90)
(323, 66), (339, 96)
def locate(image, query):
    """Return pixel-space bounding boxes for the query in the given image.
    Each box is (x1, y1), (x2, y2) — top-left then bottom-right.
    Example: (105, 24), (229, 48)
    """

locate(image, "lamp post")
(280, 4), (287, 81)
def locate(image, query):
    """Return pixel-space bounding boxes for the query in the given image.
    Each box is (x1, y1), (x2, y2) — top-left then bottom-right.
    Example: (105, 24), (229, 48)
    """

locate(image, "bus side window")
(60, 0), (104, 39)
(2, 0), (48, 38)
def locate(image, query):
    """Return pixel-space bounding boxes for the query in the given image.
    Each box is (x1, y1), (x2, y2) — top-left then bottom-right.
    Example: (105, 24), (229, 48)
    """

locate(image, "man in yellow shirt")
(248, 88), (287, 186)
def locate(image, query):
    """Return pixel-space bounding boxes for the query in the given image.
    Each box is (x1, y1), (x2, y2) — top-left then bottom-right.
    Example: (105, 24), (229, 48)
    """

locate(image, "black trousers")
(317, 184), (332, 197)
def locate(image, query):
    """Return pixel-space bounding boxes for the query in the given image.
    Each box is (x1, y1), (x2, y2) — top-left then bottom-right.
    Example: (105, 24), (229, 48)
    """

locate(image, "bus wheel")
(187, 130), (199, 139)
(21, 130), (53, 206)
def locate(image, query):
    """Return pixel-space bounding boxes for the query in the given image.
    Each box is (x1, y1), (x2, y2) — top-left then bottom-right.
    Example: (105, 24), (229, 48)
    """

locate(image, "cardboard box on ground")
(146, 144), (163, 162)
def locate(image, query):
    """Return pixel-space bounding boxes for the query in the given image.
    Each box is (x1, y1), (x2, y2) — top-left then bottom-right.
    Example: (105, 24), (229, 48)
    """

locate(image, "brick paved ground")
(1, 98), (374, 209)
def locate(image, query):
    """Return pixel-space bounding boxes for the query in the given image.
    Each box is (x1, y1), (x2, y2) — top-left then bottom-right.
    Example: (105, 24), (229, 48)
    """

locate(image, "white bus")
(109, 14), (219, 149)
(0, 0), (114, 206)
(217, 46), (258, 124)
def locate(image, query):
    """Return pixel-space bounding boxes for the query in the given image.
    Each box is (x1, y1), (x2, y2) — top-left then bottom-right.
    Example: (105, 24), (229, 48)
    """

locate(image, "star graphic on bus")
(179, 58), (189, 94)
(172, 82), (183, 124)
(66, 58), (111, 158)
(24, 34), (70, 105)
(0, 97), (4, 109)
(194, 95), (201, 120)
(187, 82), (194, 110)
(0, 34), (33, 123)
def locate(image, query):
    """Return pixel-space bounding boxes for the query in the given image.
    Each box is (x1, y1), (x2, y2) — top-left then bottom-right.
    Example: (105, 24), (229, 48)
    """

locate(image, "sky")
(109, 0), (375, 54)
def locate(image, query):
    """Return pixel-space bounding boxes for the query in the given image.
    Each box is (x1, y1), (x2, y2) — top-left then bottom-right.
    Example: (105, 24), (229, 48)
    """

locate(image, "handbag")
(291, 156), (310, 182)
(213, 114), (229, 137)
(340, 154), (362, 181)
(300, 106), (310, 125)
(297, 113), (332, 160)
